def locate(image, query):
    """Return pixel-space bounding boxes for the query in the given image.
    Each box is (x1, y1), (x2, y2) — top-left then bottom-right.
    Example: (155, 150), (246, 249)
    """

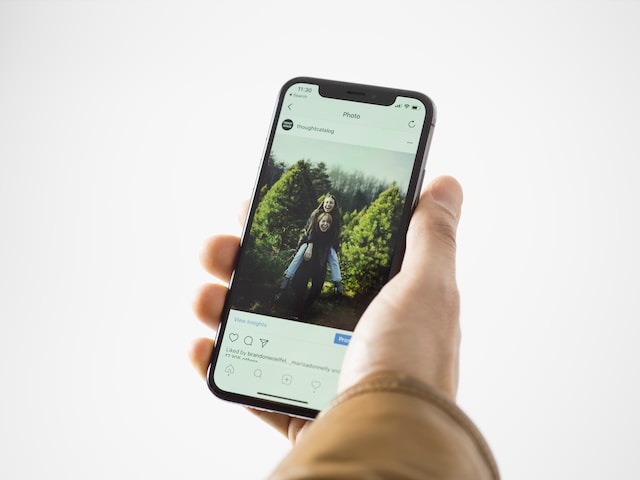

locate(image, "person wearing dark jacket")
(290, 211), (335, 319)
(278, 194), (344, 298)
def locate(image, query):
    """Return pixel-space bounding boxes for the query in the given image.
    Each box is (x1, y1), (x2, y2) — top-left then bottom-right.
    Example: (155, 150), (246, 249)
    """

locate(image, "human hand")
(190, 201), (311, 444)
(303, 243), (313, 261)
(339, 175), (463, 399)
(190, 175), (463, 444)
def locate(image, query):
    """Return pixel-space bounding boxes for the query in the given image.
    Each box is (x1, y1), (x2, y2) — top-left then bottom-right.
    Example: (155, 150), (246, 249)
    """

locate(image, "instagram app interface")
(214, 82), (427, 412)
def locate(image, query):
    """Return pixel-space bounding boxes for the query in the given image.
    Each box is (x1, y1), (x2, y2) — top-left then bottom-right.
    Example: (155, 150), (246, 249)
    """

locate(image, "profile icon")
(281, 119), (293, 130)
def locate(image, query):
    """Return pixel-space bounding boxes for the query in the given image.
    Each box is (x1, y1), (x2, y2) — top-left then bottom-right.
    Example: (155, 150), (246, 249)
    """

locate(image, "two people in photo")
(276, 194), (343, 319)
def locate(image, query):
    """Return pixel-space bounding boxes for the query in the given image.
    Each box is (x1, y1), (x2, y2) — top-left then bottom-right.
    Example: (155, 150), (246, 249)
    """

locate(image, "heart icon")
(229, 333), (239, 342)
(311, 381), (321, 390)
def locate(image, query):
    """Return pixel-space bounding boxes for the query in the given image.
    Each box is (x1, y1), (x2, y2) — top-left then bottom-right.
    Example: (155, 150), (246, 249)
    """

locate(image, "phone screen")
(209, 78), (434, 417)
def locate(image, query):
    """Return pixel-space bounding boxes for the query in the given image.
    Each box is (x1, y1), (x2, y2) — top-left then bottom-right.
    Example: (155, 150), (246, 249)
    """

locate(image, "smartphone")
(207, 77), (436, 419)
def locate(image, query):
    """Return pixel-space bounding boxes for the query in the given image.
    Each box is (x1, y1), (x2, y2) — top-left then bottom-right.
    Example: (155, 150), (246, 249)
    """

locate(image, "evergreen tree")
(309, 162), (332, 197)
(340, 184), (405, 295)
(251, 160), (318, 252)
(264, 153), (287, 190)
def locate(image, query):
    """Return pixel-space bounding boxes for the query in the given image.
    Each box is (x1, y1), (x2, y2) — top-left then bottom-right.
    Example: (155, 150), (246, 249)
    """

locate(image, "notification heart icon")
(229, 333), (239, 342)
(311, 381), (321, 390)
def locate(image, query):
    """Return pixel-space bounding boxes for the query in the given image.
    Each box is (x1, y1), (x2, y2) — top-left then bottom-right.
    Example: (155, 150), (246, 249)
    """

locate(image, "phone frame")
(207, 77), (436, 419)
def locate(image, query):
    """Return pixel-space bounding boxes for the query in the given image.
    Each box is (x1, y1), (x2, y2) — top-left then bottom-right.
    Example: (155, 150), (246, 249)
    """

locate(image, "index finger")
(200, 235), (240, 283)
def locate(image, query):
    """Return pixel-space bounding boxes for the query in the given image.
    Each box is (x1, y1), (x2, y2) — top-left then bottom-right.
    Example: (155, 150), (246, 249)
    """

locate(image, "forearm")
(269, 372), (499, 480)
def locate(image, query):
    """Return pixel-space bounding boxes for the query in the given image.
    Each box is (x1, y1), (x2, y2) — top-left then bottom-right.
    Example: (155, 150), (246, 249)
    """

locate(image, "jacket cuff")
(323, 372), (500, 479)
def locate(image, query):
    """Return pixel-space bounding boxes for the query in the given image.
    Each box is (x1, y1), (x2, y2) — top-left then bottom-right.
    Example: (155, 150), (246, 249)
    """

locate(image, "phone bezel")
(207, 77), (436, 419)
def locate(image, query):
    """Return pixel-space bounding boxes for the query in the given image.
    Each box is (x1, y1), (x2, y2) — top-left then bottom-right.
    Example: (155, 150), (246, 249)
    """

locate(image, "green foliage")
(340, 184), (405, 296)
(342, 209), (359, 231)
(233, 161), (321, 301)
(251, 159), (318, 253)
(263, 153), (287, 190)
(230, 155), (408, 323)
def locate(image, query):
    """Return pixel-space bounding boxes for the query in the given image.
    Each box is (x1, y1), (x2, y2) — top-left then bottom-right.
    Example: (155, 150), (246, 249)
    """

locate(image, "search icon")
(254, 369), (263, 378)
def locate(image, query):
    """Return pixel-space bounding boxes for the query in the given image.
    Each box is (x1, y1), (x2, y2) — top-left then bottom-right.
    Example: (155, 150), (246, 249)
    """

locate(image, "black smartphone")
(207, 77), (436, 419)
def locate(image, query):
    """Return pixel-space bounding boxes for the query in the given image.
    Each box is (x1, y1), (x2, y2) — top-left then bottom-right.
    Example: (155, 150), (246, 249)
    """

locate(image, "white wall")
(1, 1), (639, 478)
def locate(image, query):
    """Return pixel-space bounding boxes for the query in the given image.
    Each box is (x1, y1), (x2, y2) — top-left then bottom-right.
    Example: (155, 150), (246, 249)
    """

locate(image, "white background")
(1, 1), (639, 478)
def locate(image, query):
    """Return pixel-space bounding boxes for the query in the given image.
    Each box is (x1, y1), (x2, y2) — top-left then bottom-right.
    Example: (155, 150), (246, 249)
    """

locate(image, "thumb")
(403, 175), (463, 284)
(339, 176), (463, 398)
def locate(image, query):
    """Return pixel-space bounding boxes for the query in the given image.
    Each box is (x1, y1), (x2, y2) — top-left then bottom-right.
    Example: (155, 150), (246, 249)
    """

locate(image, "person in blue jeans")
(278, 194), (343, 299)
(291, 212), (337, 318)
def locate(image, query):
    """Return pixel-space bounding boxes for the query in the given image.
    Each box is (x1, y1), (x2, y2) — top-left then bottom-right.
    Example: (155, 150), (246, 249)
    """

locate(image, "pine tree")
(340, 184), (405, 295)
(251, 160), (318, 252)
(310, 162), (332, 197)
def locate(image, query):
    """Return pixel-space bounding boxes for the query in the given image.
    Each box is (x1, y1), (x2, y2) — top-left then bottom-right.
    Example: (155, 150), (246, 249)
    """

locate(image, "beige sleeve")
(269, 373), (499, 480)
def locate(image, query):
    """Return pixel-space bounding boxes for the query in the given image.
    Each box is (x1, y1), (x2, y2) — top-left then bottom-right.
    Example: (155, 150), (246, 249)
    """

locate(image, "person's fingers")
(400, 175), (463, 396)
(193, 283), (228, 330)
(200, 235), (240, 282)
(340, 175), (463, 400)
(247, 408), (310, 444)
(200, 199), (248, 281)
(190, 338), (311, 444)
(404, 175), (462, 284)
(189, 337), (215, 379)
(237, 199), (250, 226)
(191, 200), (318, 445)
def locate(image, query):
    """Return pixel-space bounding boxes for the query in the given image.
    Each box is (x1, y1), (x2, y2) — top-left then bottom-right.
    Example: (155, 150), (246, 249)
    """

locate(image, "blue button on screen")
(333, 333), (352, 346)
